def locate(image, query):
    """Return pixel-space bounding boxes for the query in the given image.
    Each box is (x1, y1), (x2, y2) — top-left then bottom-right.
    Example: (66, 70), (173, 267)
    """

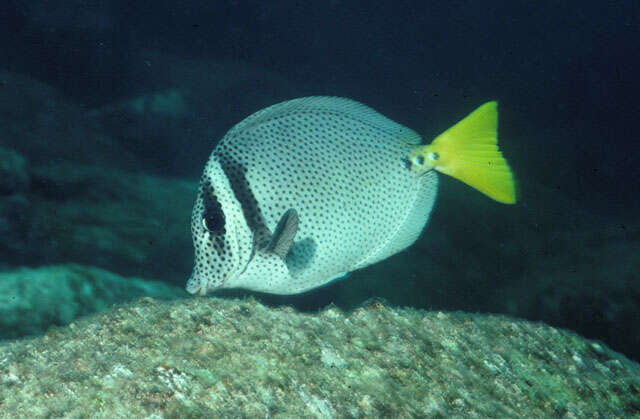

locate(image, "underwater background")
(0, 1), (639, 415)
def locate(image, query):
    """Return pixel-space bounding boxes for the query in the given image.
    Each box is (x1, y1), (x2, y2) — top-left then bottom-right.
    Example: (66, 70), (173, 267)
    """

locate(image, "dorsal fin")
(225, 96), (422, 145)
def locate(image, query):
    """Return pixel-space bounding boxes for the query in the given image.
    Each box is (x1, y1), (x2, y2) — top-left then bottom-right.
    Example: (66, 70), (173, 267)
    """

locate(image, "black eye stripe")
(217, 154), (270, 245)
(201, 177), (226, 234)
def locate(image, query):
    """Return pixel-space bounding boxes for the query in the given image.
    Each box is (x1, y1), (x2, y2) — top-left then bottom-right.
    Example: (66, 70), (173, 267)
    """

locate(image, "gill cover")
(408, 101), (517, 204)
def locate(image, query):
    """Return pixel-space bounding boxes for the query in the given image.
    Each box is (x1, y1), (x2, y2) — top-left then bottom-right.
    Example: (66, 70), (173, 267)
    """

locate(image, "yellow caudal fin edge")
(409, 101), (518, 204)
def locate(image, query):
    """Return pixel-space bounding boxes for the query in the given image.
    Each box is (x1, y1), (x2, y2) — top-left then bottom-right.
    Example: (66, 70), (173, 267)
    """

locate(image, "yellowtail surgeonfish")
(187, 97), (516, 295)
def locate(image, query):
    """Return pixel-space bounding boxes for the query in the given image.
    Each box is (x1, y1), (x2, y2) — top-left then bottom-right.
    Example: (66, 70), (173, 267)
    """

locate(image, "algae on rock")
(0, 296), (638, 417)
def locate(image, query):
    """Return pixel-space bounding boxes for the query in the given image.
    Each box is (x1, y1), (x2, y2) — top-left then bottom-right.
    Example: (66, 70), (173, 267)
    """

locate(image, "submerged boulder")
(0, 296), (637, 416)
(0, 147), (32, 265)
(0, 264), (186, 340)
(23, 163), (196, 283)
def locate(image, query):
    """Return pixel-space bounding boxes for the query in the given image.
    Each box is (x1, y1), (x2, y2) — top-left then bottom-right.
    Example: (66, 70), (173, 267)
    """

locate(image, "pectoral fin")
(265, 209), (299, 258)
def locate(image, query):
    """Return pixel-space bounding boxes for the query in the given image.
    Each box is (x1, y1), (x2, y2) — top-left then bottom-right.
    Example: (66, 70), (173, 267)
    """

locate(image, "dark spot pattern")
(190, 97), (439, 294)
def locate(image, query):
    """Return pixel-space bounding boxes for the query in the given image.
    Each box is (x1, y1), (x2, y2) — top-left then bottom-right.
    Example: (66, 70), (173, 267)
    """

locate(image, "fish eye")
(412, 156), (425, 166)
(202, 208), (224, 234)
(428, 152), (439, 161)
(200, 178), (226, 234)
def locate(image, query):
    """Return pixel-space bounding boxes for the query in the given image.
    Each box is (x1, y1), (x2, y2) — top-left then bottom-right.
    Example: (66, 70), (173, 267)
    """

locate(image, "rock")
(0, 264), (186, 340)
(27, 163), (196, 283)
(0, 147), (32, 264)
(0, 147), (29, 195)
(88, 50), (299, 177)
(0, 71), (139, 172)
(0, 194), (32, 262)
(493, 222), (640, 362)
(0, 296), (637, 416)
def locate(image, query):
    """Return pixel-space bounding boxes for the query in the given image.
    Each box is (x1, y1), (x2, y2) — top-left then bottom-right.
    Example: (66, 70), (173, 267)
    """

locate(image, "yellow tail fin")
(408, 101), (517, 204)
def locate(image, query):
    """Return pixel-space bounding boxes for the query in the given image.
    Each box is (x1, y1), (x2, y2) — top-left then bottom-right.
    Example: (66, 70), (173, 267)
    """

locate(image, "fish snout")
(186, 271), (207, 296)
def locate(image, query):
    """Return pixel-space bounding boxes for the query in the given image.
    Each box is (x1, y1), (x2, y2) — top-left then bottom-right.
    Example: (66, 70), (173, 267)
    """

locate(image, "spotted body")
(187, 97), (516, 295)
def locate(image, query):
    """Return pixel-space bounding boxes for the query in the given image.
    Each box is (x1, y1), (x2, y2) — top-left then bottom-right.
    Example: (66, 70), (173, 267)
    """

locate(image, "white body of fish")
(187, 96), (437, 295)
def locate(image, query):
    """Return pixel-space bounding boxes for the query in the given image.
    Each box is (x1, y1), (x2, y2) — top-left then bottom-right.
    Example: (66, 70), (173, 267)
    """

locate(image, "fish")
(186, 97), (516, 296)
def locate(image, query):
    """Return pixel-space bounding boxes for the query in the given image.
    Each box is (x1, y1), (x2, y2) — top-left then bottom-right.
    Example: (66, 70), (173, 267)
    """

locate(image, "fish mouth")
(186, 271), (208, 296)
(186, 266), (238, 296)
(186, 214), (250, 296)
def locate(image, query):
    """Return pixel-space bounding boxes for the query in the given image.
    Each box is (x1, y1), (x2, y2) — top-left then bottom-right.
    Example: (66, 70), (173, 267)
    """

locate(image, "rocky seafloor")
(0, 293), (639, 417)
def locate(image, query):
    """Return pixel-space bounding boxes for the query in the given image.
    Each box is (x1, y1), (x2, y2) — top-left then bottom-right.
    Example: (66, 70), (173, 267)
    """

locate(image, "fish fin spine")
(265, 209), (299, 258)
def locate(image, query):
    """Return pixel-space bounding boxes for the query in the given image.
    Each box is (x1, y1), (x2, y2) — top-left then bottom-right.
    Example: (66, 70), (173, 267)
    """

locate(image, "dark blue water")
(1, 0), (638, 363)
